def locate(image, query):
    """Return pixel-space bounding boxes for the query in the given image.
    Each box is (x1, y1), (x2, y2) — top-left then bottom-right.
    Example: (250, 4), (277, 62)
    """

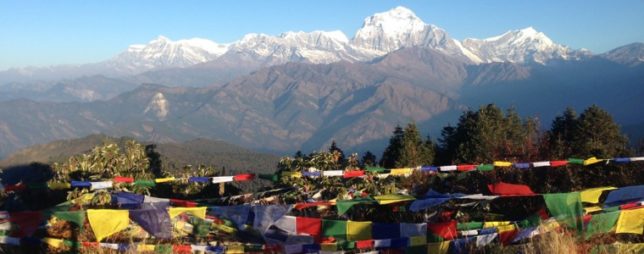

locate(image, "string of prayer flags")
(604, 185), (644, 206)
(373, 194), (415, 205)
(211, 176), (234, 183)
(532, 161), (550, 167)
(615, 207), (644, 234)
(513, 163), (531, 169)
(372, 223), (400, 239)
(346, 221), (372, 241)
(233, 174), (255, 182)
(477, 164), (494, 171)
(168, 207), (207, 220)
(322, 220), (347, 241)
(549, 160), (569, 167)
(428, 220), (457, 240)
(583, 157), (603, 166)
(365, 166), (387, 173)
(493, 161), (512, 167)
(296, 217), (321, 241)
(439, 165), (457, 172)
(456, 164), (476, 171)
(400, 223), (427, 238)
(129, 207), (172, 239)
(113, 176), (134, 183)
(343, 170), (365, 178)
(154, 177), (175, 183)
(543, 192), (584, 232)
(488, 182), (536, 196)
(9, 211), (43, 237)
(53, 211), (85, 228)
(336, 198), (376, 215)
(580, 187), (617, 204)
(390, 168), (414, 176)
(87, 209), (130, 242)
(585, 211), (620, 239)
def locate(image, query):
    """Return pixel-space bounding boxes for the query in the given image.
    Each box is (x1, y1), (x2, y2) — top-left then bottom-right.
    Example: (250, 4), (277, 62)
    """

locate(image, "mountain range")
(0, 6), (642, 159)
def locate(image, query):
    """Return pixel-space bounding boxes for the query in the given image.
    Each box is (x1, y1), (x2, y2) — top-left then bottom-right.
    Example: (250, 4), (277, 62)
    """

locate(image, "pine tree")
(397, 122), (434, 167)
(380, 125), (404, 168)
(328, 140), (345, 164)
(546, 107), (578, 158)
(361, 151), (377, 166)
(571, 105), (629, 157)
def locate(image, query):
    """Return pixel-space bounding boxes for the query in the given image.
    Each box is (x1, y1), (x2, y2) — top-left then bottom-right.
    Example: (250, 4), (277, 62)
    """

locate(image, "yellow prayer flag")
(48, 182), (71, 190)
(321, 243), (337, 251)
(154, 177), (175, 183)
(43, 238), (64, 248)
(497, 224), (516, 233)
(410, 235), (427, 246)
(291, 172), (302, 178)
(580, 187), (616, 204)
(168, 207), (207, 219)
(615, 242), (644, 253)
(137, 244), (155, 252)
(427, 241), (450, 254)
(347, 220), (372, 241)
(493, 161), (512, 167)
(225, 244), (245, 254)
(87, 209), (130, 242)
(374, 194), (415, 205)
(483, 221), (511, 228)
(616, 208), (644, 234)
(390, 168), (413, 176)
(584, 206), (603, 214)
(583, 157), (603, 166)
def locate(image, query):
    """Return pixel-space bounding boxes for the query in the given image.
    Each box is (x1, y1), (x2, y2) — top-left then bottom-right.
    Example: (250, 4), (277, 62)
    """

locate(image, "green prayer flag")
(544, 192), (584, 232)
(457, 221), (483, 230)
(477, 164), (494, 171)
(63, 240), (79, 248)
(518, 214), (542, 228)
(338, 240), (355, 250)
(322, 220), (347, 240)
(134, 180), (156, 188)
(568, 158), (585, 165)
(336, 198), (375, 215)
(53, 211), (86, 228)
(585, 211), (620, 239)
(259, 174), (278, 182)
(154, 244), (172, 254)
(603, 206), (620, 212)
(365, 166), (387, 173)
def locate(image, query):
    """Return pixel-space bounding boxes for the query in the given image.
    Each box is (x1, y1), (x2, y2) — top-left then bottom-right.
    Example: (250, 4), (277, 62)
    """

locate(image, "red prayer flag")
(488, 182), (536, 196)
(113, 176), (134, 183)
(620, 202), (641, 210)
(356, 239), (374, 249)
(499, 229), (519, 246)
(173, 244), (192, 254)
(457, 164), (476, 171)
(428, 220), (457, 240)
(233, 174), (255, 181)
(9, 211), (43, 237)
(343, 170), (365, 178)
(4, 183), (26, 192)
(296, 217), (322, 241)
(549, 160), (568, 167)
(170, 198), (197, 207)
(82, 242), (99, 248)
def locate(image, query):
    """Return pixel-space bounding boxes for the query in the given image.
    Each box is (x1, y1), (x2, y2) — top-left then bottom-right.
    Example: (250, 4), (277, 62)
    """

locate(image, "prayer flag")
(87, 209), (130, 242)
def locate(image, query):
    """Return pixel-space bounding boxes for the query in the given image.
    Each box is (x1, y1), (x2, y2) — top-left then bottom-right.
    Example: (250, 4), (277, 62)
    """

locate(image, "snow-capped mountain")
(462, 27), (589, 64)
(352, 6), (481, 63)
(104, 36), (229, 74)
(0, 6), (593, 85)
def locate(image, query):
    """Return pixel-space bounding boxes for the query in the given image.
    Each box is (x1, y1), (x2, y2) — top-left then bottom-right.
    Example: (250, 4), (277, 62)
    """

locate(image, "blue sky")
(1, 0), (643, 70)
